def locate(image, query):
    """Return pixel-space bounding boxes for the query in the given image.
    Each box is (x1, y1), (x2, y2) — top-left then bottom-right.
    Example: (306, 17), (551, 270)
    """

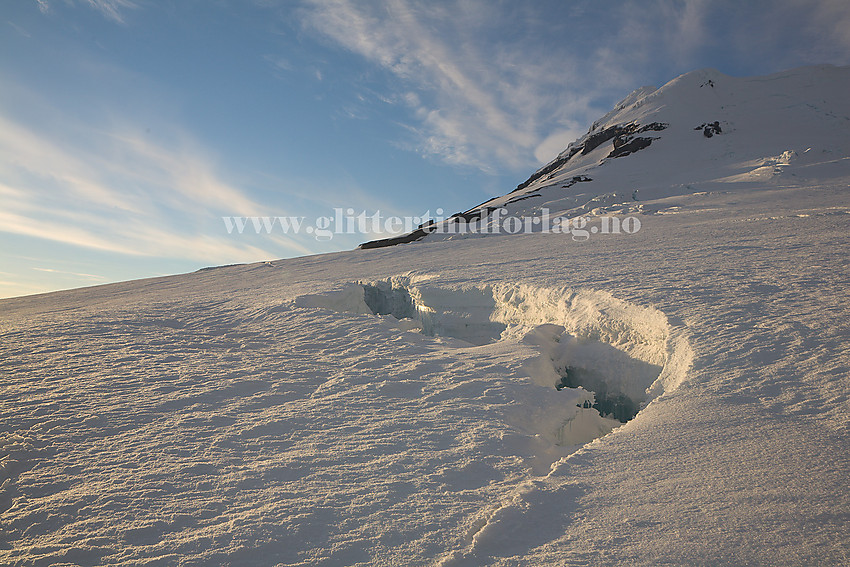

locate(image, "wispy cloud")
(7, 21), (32, 38)
(36, 0), (138, 23)
(300, 0), (595, 171)
(82, 0), (138, 24)
(812, 0), (850, 50)
(0, 89), (312, 264)
(32, 267), (106, 281)
(743, 0), (850, 68)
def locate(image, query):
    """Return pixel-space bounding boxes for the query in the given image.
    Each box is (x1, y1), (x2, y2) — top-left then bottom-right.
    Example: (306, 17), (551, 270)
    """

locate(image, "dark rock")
(510, 154), (573, 194)
(695, 121), (722, 137)
(506, 193), (542, 205)
(358, 227), (431, 249)
(511, 121), (666, 193)
(607, 136), (656, 158)
(562, 175), (592, 188)
(581, 125), (626, 156)
(636, 122), (669, 133)
(360, 206), (503, 249)
(449, 207), (498, 224)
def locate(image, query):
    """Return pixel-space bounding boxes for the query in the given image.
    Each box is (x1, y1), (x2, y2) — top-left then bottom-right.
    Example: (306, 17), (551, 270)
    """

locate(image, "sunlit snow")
(2, 64), (849, 566)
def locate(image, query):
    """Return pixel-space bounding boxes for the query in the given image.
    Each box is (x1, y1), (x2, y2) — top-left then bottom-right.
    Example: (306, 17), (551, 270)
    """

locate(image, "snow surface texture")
(2, 64), (850, 566)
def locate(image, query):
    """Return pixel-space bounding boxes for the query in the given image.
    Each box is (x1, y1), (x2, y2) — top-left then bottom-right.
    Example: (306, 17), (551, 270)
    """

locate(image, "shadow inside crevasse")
(362, 282), (417, 320)
(548, 333), (663, 426)
(361, 282), (506, 346)
(556, 366), (642, 423)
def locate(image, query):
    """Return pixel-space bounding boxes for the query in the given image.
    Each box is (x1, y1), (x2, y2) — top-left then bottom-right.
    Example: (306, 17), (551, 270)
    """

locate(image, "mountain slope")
(363, 64), (850, 248)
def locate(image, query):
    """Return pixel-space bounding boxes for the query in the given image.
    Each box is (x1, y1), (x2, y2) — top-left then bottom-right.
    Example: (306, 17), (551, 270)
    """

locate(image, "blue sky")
(2, 0), (849, 298)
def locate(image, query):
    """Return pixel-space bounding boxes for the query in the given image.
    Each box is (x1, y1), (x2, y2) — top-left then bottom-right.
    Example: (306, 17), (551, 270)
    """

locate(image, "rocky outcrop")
(695, 121), (722, 137)
(608, 136), (656, 158)
(511, 121), (667, 192)
(358, 223), (434, 249)
(561, 175), (592, 188)
(505, 192), (542, 205)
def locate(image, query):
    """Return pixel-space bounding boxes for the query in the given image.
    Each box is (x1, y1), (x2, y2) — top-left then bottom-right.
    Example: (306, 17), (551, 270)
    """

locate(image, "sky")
(2, 0), (850, 298)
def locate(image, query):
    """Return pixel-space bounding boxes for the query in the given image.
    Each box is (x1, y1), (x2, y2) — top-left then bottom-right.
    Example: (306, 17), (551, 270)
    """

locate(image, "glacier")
(1, 64), (849, 566)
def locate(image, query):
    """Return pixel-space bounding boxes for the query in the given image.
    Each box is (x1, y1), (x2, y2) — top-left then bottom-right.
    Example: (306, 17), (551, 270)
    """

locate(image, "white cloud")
(534, 129), (583, 165)
(35, 0), (138, 24)
(32, 267), (106, 280)
(263, 54), (294, 73)
(0, 99), (311, 263)
(760, 0), (850, 65)
(83, 0), (138, 24)
(300, 0), (601, 172)
(7, 21), (32, 38)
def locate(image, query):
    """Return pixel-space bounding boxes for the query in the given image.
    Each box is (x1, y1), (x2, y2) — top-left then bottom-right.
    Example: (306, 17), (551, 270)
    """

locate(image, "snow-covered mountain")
(363, 64), (850, 248)
(1, 65), (849, 566)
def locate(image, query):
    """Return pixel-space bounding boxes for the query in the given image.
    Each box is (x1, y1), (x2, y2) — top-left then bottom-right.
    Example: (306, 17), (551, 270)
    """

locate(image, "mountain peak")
(360, 64), (850, 249)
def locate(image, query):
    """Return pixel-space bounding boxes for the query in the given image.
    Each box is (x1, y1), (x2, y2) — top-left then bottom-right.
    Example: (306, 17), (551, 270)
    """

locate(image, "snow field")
(2, 184), (849, 564)
(2, 65), (849, 565)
